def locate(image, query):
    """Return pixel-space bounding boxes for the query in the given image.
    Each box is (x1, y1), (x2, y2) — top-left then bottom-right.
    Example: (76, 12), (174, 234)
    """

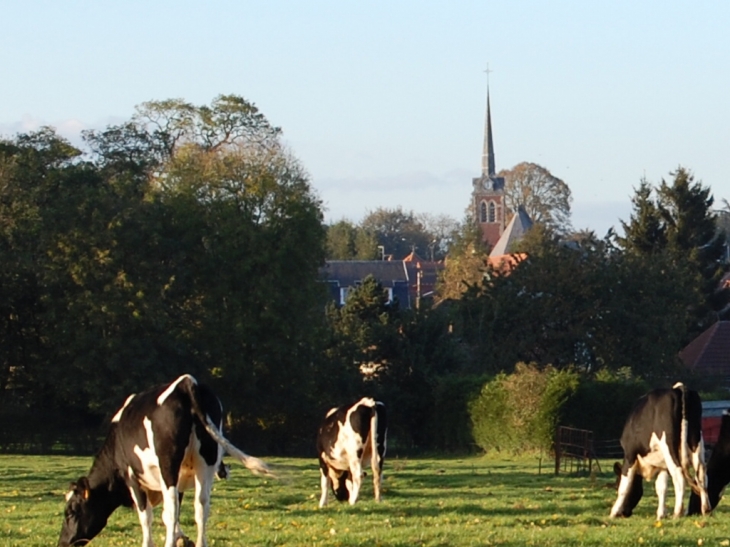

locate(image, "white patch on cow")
(325, 407), (339, 419)
(133, 417), (164, 492)
(126, 470), (155, 547)
(157, 374), (196, 406)
(65, 489), (74, 502)
(111, 394), (136, 423)
(611, 430), (700, 519)
(636, 432), (669, 479)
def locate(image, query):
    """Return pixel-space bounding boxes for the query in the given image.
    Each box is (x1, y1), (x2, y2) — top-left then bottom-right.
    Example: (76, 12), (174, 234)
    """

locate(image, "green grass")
(2, 454), (730, 546)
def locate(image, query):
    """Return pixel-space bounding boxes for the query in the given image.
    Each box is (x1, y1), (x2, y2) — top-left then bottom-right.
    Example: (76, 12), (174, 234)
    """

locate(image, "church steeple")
(482, 88), (496, 177)
(471, 70), (506, 250)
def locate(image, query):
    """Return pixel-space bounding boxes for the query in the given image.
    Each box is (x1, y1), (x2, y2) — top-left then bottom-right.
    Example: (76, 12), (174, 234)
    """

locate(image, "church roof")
(489, 206), (533, 257)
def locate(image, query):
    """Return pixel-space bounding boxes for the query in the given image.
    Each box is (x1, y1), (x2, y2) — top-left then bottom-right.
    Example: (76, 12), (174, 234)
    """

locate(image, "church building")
(471, 87), (506, 250)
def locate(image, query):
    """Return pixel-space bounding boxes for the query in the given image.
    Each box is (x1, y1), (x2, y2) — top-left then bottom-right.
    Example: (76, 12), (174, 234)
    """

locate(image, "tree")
(0, 97), (330, 452)
(325, 219), (379, 260)
(497, 162), (572, 234)
(435, 214), (491, 303)
(360, 207), (433, 260)
(617, 167), (728, 336)
(453, 224), (696, 377)
(416, 213), (459, 261)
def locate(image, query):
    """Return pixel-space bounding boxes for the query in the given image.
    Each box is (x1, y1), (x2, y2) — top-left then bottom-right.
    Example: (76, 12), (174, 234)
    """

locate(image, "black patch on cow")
(689, 411), (730, 515)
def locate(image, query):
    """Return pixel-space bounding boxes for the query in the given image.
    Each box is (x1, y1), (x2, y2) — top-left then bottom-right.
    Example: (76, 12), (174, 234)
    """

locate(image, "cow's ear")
(76, 477), (91, 500)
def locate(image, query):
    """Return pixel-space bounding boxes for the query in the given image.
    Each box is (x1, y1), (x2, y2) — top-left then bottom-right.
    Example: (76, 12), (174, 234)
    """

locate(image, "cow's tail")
(369, 401), (381, 471)
(675, 382), (702, 496)
(180, 375), (274, 477)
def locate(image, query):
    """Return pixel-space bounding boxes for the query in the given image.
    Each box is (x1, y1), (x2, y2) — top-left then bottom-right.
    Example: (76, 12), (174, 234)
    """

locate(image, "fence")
(554, 426), (625, 475)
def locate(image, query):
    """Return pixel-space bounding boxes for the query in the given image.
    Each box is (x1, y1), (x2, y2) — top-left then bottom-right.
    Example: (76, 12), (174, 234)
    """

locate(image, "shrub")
(468, 363), (580, 453)
(561, 367), (649, 441)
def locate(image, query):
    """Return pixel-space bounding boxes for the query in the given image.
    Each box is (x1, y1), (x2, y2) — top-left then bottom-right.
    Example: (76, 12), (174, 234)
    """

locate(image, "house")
(679, 321), (730, 378)
(322, 256), (444, 309)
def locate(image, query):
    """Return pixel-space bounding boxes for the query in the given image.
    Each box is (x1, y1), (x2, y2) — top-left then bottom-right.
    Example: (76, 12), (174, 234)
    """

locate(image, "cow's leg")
(664, 461), (686, 518)
(691, 443), (711, 515)
(160, 484), (180, 547)
(371, 452), (383, 502)
(657, 436), (687, 518)
(319, 468), (330, 508)
(173, 492), (186, 543)
(128, 483), (155, 547)
(654, 470), (669, 520)
(192, 464), (216, 547)
(610, 463), (637, 517)
(347, 460), (363, 505)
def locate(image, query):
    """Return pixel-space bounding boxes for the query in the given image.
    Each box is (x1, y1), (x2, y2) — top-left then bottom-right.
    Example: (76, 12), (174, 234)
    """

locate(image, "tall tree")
(0, 97), (330, 452)
(497, 162), (572, 234)
(616, 179), (666, 254)
(617, 167), (728, 335)
(325, 219), (378, 260)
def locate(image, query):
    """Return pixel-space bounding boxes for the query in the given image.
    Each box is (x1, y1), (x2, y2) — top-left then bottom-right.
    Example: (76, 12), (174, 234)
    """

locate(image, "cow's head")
(613, 462), (643, 517)
(57, 477), (109, 547)
(330, 469), (352, 502)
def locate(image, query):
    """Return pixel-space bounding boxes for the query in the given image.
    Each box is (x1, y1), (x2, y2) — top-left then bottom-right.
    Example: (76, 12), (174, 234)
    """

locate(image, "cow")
(316, 397), (387, 508)
(610, 382), (711, 519)
(57, 374), (272, 547)
(688, 410), (730, 515)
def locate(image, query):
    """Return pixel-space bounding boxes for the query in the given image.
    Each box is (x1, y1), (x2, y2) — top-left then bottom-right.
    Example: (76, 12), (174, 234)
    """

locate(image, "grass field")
(2, 453), (730, 546)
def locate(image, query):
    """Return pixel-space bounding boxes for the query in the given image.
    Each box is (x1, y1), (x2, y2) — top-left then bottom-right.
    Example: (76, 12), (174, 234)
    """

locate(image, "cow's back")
(109, 379), (222, 488)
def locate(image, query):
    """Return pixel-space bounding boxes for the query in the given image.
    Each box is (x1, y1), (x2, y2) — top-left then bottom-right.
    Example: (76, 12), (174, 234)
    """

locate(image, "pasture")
(2, 454), (729, 546)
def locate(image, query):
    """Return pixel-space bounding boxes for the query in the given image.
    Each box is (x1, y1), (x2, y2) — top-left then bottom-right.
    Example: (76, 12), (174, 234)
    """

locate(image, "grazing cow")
(316, 397), (387, 507)
(58, 374), (271, 547)
(688, 410), (730, 515)
(610, 383), (710, 519)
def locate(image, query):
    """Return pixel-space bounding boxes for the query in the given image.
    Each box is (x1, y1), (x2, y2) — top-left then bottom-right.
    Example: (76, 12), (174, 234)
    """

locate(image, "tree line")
(1, 94), (728, 455)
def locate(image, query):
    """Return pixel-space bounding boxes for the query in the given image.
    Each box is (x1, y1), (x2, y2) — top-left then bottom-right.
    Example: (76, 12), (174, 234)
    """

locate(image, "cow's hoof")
(176, 536), (195, 547)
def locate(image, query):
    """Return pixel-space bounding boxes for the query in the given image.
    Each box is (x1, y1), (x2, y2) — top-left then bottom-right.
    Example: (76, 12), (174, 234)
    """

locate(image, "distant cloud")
(0, 115), (126, 147)
(315, 169), (475, 223)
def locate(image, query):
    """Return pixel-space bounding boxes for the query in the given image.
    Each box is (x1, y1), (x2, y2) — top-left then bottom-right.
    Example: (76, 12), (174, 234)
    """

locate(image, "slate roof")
(322, 261), (409, 288)
(490, 205), (533, 257)
(679, 321), (730, 375)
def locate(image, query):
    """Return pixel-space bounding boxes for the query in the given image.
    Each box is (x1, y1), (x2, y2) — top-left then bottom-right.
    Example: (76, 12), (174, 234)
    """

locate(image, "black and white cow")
(610, 382), (710, 519)
(316, 397), (387, 507)
(58, 374), (271, 547)
(688, 410), (730, 515)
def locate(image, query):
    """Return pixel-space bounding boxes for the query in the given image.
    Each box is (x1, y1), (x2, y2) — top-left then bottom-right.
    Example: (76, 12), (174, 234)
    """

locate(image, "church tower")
(471, 86), (506, 249)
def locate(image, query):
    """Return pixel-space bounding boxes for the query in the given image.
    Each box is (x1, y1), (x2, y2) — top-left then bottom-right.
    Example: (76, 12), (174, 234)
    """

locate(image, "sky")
(2, 1), (729, 237)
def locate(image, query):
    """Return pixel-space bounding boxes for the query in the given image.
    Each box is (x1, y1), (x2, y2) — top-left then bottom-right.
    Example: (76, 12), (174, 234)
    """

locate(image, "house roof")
(487, 253), (528, 274)
(679, 321), (730, 375)
(489, 205), (533, 257)
(322, 261), (409, 287)
(403, 251), (425, 263)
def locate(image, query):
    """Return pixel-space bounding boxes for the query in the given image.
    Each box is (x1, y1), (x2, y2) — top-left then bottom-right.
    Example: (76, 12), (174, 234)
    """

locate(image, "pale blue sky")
(2, 1), (729, 236)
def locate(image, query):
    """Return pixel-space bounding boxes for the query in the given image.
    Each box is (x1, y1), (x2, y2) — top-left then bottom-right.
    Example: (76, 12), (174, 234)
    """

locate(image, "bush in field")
(561, 367), (649, 441)
(430, 374), (487, 451)
(469, 363), (579, 453)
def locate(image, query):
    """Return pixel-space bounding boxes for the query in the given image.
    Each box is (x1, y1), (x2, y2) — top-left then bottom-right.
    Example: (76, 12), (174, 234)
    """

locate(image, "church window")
(479, 201), (487, 223)
(488, 201), (496, 223)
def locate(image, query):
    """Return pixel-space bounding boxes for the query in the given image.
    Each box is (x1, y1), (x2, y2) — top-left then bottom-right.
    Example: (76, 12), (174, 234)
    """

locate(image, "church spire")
(481, 86), (496, 177)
